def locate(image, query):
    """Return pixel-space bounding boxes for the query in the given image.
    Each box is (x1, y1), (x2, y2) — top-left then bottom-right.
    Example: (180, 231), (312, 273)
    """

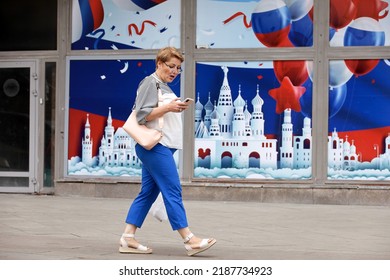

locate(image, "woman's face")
(156, 57), (182, 83)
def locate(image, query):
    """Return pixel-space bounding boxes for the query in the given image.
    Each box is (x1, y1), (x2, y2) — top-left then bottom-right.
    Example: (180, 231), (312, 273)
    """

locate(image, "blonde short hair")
(156, 47), (184, 67)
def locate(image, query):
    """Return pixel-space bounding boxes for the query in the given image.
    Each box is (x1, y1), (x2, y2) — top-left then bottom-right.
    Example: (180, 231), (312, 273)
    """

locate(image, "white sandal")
(119, 233), (152, 254)
(184, 233), (217, 256)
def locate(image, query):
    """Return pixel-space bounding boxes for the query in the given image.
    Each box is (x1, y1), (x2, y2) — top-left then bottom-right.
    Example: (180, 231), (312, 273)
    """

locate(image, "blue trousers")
(125, 143), (188, 230)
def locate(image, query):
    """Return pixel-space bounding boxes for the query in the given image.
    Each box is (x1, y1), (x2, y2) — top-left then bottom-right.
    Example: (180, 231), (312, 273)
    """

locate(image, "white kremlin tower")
(217, 66), (234, 137)
(203, 93), (214, 131)
(251, 85), (265, 139)
(194, 94), (203, 134)
(378, 133), (390, 169)
(82, 114), (93, 166)
(280, 109), (293, 168)
(232, 85), (246, 138)
(328, 128), (343, 170)
(293, 116), (312, 169)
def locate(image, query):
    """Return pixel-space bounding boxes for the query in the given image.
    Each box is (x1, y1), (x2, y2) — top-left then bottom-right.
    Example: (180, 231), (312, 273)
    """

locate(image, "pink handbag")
(123, 110), (163, 150)
(123, 83), (164, 150)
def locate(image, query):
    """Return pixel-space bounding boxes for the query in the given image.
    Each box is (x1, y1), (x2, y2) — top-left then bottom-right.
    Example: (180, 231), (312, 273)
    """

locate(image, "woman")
(119, 47), (216, 256)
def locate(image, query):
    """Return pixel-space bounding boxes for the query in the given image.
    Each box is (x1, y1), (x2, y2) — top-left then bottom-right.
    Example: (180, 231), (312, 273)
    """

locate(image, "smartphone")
(184, 98), (194, 103)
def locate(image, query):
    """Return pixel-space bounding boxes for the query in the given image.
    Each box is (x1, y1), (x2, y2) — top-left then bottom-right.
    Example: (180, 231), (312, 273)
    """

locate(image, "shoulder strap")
(156, 83), (164, 130)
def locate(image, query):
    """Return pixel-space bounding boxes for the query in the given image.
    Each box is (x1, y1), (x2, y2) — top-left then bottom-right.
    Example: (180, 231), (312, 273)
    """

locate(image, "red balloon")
(353, 0), (389, 20)
(330, 0), (357, 29)
(273, 60), (308, 86)
(308, 6), (314, 21)
(254, 25), (294, 47)
(345, 59), (380, 76)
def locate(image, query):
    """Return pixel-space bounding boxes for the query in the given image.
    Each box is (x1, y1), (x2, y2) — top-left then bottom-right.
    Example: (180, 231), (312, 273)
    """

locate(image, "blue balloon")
(344, 18), (385, 47)
(300, 83), (347, 119)
(299, 81), (313, 118)
(329, 27), (336, 41)
(288, 14), (313, 47)
(328, 84), (347, 118)
(251, 3), (291, 35)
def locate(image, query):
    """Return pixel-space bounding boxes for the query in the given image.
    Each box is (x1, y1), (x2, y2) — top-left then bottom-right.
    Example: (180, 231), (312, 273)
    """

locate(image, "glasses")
(164, 62), (182, 74)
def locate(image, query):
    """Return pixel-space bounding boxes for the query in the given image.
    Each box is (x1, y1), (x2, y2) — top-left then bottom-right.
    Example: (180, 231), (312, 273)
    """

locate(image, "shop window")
(194, 60), (312, 179)
(196, 0), (314, 48)
(0, 0), (57, 51)
(71, 0), (181, 50)
(328, 59), (390, 180)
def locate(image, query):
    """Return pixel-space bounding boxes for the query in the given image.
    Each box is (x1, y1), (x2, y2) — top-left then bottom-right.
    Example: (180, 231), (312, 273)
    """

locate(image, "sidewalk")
(0, 193), (389, 260)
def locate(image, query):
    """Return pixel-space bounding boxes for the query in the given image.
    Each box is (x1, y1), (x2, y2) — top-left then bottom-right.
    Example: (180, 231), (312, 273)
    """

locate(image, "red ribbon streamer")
(223, 12), (252, 28)
(128, 20), (157, 36)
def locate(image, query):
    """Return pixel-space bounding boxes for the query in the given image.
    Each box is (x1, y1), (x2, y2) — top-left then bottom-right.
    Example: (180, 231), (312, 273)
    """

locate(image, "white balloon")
(253, 0), (286, 13)
(329, 60), (353, 88)
(306, 60), (353, 87)
(72, 0), (83, 43)
(306, 60), (314, 81)
(112, 0), (144, 11)
(284, 0), (313, 21)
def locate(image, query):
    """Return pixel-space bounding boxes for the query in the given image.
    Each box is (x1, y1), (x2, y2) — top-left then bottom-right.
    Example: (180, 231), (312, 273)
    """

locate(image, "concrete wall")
(55, 180), (390, 206)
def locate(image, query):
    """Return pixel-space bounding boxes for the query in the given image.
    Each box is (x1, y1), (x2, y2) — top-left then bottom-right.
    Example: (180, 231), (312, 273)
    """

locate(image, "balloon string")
(223, 12), (252, 28)
(128, 20), (157, 36)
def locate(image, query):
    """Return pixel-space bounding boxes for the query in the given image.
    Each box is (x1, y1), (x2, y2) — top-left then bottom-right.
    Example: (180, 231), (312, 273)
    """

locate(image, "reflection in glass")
(0, 0), (57, 51)
(44, 63), (56, 187)
(328, 59), (390, 180)
(0, 177), (29, 187)
(0, 67), (30, 172)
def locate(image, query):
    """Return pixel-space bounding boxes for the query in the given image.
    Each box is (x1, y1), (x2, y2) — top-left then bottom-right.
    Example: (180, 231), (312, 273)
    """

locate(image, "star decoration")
(268, 76), (306, 114)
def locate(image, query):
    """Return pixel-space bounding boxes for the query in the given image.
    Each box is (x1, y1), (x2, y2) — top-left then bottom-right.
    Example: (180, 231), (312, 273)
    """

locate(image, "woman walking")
(119, 46), (216, 256)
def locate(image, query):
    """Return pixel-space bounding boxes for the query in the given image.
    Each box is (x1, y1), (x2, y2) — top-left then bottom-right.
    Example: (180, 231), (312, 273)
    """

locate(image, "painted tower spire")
(217, 66), (234, 137)
(82, 114), (93, 166)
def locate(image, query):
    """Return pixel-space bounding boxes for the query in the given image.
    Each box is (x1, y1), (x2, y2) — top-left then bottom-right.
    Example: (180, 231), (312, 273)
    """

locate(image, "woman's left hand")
(170, 98), (189, 113)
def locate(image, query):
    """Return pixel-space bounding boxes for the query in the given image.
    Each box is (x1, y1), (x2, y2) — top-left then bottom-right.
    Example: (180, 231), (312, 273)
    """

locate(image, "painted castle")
(82, 110), (142, 169)
(193, 66), (312, 170)
(79, 66), (390, 173)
